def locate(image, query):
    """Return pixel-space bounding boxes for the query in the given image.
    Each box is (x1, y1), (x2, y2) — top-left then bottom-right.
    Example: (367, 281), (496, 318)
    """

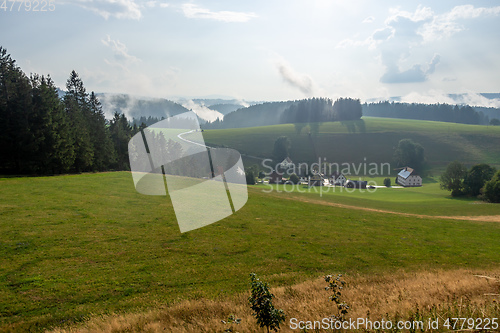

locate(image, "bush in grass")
(383, 177), (391, 187)
(245, 171), (256, 185)
(440, 161), (467, 197)
(248, 273), (285, 332)
(481, 170), (500, 203)
(289, 173), (300, 184)
(325, 274), (350, 323)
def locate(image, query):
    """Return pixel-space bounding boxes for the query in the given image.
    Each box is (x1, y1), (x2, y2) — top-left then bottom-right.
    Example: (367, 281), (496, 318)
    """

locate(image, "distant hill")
(207, 103), (246, 115)
(203, 97), (499, 129)
(199, 117), (500, 174)
(204, 100), (297, 129)
(96, 93), (189, 120)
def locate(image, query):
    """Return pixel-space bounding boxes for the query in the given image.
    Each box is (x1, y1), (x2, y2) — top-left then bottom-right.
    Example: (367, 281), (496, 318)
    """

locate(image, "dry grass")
(48, 269), (500, 333)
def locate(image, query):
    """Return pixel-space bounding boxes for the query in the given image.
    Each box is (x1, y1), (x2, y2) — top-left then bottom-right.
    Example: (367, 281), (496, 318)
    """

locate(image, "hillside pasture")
(199, 117), (500, 173)
(0, 172), (499, 331)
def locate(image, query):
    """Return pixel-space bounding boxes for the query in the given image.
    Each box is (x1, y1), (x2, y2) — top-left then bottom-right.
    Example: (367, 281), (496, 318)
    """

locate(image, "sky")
(2, 0), (500, 106)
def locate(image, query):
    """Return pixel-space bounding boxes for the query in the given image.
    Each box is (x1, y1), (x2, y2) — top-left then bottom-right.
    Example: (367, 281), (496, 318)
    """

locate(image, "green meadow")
(1, 172), (499, 331)
(199, 117), (500, 173)
(261, 179), (500, 216)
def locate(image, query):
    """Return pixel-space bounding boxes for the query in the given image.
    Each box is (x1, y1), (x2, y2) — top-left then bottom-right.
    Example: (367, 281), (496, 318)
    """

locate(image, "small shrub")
(221, 314), (241, 333)
(325, 274), (350, 323)
(248, 273), (285, 332)
(383, 177), (391, 187)
(289, 173), (300, 184)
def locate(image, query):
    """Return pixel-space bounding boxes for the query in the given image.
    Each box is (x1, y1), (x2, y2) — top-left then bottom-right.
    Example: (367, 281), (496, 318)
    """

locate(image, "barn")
(396, 167), (422, 187)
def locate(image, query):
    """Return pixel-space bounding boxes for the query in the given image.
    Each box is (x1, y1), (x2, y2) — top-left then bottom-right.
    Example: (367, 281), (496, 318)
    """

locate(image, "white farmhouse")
(330, 172), (347, 186)
(397, 167), (422, 187)
(280, 157), (294, 170)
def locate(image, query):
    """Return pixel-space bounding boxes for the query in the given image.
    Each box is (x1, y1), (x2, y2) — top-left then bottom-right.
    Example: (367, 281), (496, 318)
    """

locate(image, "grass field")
(199, 117), (500, 173)
(260, 179), (500, 217)
(1, 172), (499, 332)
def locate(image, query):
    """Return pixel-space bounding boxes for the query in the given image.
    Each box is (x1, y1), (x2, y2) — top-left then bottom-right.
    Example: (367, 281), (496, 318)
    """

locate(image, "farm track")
(261, 189), (500, 223)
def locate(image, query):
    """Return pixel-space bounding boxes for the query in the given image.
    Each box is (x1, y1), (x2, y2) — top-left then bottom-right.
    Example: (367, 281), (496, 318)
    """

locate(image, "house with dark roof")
(309, 173), (326, 186)
(344, 179), (367, 189)
(268, 170), (283, 184)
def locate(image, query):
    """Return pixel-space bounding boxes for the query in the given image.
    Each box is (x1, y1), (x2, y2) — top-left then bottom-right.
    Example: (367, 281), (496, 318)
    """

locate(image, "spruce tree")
(88, 92), (116, 170)
(0, 47), (35, 173)
(64, 70), (94, 172)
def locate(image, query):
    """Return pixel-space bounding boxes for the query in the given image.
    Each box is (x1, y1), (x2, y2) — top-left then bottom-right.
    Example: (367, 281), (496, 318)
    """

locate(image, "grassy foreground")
(0, 172), (499, 331)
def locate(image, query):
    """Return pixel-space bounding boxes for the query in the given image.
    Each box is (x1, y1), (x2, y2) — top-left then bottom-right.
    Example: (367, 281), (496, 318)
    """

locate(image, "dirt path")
(263, 191), (500, 223)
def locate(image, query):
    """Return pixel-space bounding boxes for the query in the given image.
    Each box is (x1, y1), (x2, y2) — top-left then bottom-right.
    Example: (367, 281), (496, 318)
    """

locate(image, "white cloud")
(275, 58), (318, 97)
(67, 0), (143, 20)
(62, 0), (172, 19)
(362, 16), (375, 24)
(385, 5), (434, 25)
(420, 5), (500, 41)
(181, 3), (257, 23)
(182, 100), (224, 122)
(401, 91), (500, 108)
(101, 35), (140, 70)
(340, 5), (500, 84)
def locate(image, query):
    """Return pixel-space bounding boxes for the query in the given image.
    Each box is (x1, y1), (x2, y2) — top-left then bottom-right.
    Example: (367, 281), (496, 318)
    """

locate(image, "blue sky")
(2, 0), (500, 105)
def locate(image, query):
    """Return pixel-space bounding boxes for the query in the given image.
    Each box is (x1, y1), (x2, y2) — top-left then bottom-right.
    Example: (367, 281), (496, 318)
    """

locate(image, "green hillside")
(199, 117), (500, 174)
(1, 172), (499, 331)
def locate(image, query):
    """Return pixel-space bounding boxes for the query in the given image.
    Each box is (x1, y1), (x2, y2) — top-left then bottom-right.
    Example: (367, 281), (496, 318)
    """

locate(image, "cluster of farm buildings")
(267, 158), (422, 188)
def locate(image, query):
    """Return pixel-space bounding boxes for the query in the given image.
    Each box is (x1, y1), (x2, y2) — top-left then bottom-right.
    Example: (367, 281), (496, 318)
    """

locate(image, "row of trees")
(440, 161), (499, 201)
(0, 47), (135, 174)
(363, 101), (491, 125)
(280, 97), (362, 124)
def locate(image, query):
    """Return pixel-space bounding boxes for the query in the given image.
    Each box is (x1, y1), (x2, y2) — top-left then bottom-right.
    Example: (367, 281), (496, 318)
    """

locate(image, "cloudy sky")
(2, 0), (500, 104)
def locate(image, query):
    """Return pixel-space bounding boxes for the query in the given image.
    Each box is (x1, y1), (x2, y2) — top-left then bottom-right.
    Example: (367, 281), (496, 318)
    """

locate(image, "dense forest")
(0, 47), (137, 175)
(363, 101), (496, 125)
(204, 97), (498, 129)
(204, 97), (363, 129)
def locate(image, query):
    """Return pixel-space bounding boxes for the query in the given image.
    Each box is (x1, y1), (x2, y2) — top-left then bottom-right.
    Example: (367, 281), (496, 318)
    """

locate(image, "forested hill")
(203, 97), (363, 129)
(363, 101), (500, 125)
(203, 98), (500, 130)
(204, 100), (296, 129)
(96, 93), (189, 120)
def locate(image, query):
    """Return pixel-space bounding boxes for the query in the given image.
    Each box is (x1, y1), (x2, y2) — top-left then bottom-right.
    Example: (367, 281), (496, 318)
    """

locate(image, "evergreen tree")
(0, 47), (35, 173)
(64, 70), (93, 172)
(88, 92), (116, 170)
(30, 75), (74, 173)
(109, 111), (132, 170)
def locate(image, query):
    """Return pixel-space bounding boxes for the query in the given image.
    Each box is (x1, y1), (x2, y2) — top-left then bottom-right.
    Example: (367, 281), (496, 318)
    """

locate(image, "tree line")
(204, 97), (362, 130)
(280, 97), (362, 124)
(0, 47), (137, 175)
(363, 101), (492, 125)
